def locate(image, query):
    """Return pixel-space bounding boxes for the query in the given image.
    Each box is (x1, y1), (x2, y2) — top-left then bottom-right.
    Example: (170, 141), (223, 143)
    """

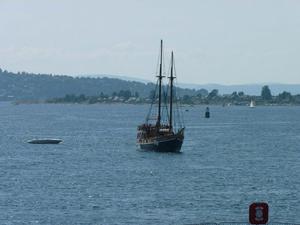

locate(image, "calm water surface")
(0, 102), (299, 225)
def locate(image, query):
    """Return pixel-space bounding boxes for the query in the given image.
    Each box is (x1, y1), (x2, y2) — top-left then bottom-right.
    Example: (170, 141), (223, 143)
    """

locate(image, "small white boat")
(249, 100), (255, 108)
(27, 139), (62, 144)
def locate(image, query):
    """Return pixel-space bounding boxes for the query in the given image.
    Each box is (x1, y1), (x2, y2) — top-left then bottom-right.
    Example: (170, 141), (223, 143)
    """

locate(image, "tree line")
(180, 85), (300, 105)
(0, 68), (203, 101)
(44, 85), (300, 105)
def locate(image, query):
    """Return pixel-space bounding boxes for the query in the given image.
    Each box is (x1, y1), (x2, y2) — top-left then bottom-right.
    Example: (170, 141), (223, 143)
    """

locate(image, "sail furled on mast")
(166, 52), (184, 132)
(156, 39), (165, 127)
(168, 51), (175, 130)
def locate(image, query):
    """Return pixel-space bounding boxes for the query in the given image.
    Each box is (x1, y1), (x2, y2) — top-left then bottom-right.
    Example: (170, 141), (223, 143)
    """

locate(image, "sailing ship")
(249, 100), (255, 108)
(137, 40), (184, 152)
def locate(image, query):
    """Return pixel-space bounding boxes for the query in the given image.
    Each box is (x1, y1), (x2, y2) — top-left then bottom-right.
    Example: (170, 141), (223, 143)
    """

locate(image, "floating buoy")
(205, 107), (210, 118)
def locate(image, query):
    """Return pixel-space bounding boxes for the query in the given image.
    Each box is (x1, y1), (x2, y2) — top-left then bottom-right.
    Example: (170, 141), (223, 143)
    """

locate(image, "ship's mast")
(156, 40), (164, 127)
(169, 52), (175, 131)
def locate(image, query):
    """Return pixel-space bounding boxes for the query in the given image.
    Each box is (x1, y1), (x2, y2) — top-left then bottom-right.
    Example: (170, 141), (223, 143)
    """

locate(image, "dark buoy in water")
(205, 107), (210, 118)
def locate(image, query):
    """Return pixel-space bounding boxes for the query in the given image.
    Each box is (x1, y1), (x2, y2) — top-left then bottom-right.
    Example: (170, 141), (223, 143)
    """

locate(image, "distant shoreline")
(10, 99), (300, 107)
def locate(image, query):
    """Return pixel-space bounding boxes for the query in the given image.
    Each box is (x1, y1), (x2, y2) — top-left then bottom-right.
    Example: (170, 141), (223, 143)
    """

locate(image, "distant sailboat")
(249, 100), (255, 108)
(136, 40), (184, 152)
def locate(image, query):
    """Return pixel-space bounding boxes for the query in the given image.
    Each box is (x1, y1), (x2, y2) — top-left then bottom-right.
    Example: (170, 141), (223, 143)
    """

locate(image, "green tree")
(207, 89), (219, 99)
(278, 91), (292, 102)
(196, 88), (208, 97)
(261, 85), (272, 100)
(118, 90), (131, 100)
(231, 91), (238, 98)
(238, 91), (244, 97)
(196, 93), (203, 99)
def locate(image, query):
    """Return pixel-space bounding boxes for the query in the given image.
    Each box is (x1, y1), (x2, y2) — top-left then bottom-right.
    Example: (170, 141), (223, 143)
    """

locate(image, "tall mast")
(169, 51), (175, 130)
(156, 40), (164, 127)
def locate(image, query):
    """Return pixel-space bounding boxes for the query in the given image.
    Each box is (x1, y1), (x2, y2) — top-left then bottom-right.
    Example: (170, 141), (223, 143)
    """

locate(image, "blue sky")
(1, 0), (300, 84)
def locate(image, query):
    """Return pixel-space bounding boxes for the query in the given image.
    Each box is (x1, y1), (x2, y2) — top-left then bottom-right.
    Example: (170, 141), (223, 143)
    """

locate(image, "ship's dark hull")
(138, 131), (184, 152)
(139, 138), (182, 152)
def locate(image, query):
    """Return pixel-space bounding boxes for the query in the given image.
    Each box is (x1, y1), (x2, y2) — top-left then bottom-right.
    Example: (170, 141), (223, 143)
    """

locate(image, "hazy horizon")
(1, 0), (300, 85)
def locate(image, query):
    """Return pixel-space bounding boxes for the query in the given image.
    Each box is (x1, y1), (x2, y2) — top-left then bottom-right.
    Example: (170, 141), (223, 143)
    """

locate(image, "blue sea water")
(0, 102), (299, 225)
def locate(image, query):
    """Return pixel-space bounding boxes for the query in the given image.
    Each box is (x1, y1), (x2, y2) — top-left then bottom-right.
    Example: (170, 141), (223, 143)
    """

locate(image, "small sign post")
(249, 202), (269, 224)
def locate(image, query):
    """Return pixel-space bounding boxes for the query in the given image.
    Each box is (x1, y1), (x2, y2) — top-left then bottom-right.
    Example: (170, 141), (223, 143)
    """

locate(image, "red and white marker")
(249, 202), (269, 224)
